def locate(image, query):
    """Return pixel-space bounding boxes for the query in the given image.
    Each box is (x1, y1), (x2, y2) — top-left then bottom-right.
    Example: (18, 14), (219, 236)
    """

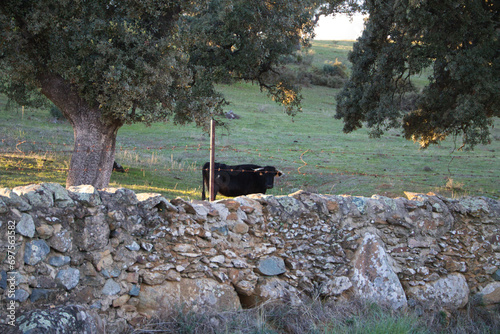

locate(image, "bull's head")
(254, 166), (283, 189)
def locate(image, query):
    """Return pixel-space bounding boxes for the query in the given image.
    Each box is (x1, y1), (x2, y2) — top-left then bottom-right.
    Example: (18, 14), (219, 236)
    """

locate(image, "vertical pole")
(209, 118), (215, 201)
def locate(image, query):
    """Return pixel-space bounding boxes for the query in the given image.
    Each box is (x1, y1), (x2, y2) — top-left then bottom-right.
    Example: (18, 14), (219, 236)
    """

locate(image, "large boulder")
(254, 277), (303, 306)
(137, 278), (241, 317)
(5, 305), (104, 334)
(474, 282), (500, 306)
(351, 233), (407, 309)
(406, 273), (469, 309)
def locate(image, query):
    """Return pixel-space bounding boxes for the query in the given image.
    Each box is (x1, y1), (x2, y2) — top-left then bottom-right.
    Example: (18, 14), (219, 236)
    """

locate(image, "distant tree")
(336, 0), (499, 149)
(0, 0), (354, 188)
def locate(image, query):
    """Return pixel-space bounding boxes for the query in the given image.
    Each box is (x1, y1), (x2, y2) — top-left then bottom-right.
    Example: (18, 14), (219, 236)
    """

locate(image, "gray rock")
(319, 276), (353, 297)
(137, 278), (240, 317)
(351, 196), (368, 215)
(12, 289), (30, 302)
(0, 187), (32, 211)
(460, 197), (491, 217)
(48, 229), (73, 252)
(492, 269), (500, 281)
(35, 276), (58, 289)
(30, 288), (58, 302)
(173, 243), (195, 253)
(102, 267), (121, 278)
(36, 223), (55, 239)
(129, 285), (140, 296)
(100, 187), (139, 206)
(171, 197), (197, 214)
(56, 268), (80, 290)
(102, 279), (121, 295)
(254, 277), (303, 306)
(48, 255), (71, 267)
(13, 184), (54, 208)
(407, 273), (469, 309)
(15, 305), (104, 334)
(232, 258), (249, 269)
(0, 197), (8, 213)
(75, 213), (110, 251)
(142, 272), (167, 285)
(42, 183), (74, 208)
(68, 184), (102, 207)
(11, 271), (28, 285)
(16, 214), (35, 238)
(137, 193), (177, 211)
(141, 242), (154, 252)
(351, 233), (407, 309)
(210, 255), (225, 264)
(211, 225), (229, 236)
(276, 196), (305, 216)
(126, 241), (140, 251)
(0, 270), (6, 290)
(473, 282), (500, 306)
(24, 240), (51, 265)
(234, 280), (257, 297)
(232, 222), (249, 234)
(257, 256), (286, 276)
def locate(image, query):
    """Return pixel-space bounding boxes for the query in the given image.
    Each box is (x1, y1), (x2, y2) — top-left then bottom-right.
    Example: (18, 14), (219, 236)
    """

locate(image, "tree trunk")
(66, 110), (121, 188)
(38, 73), (123, 188)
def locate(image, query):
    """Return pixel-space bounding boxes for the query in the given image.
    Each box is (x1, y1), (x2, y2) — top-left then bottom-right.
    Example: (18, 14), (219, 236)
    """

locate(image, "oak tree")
(0, 0), (338, 188)
(336, 0), (499, 149)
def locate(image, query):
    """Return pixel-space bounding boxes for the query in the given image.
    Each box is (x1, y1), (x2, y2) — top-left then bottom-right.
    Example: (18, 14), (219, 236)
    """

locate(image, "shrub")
(322, 59), (348, 79)
(309, 68), (347, 88)
(295, 50), (314, 66)
(50, 105), (64, 120)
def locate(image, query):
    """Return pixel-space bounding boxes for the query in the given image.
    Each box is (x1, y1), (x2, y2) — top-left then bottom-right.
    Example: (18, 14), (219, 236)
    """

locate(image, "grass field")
(0, 40), (498, 200)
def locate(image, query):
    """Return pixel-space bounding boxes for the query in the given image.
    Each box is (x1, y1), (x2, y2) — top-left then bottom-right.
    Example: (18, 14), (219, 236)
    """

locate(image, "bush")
(50, 105), (64, 120)
(322, 59), (348, 78)
(308, 68), (347, 88)
(279, 53), (349, 89)
(295, 50), (314, 66)
(293, 59), (349, 89)
(280, 49), (314, 66)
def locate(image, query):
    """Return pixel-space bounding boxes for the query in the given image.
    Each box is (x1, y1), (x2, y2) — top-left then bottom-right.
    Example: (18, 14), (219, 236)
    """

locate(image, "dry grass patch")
(128, 299), (500, 334)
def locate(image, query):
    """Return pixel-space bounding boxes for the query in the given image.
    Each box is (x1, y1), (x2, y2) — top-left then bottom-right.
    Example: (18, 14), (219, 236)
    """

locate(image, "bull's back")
(204, 163), (270, 198)
(219, 165), (267, 196)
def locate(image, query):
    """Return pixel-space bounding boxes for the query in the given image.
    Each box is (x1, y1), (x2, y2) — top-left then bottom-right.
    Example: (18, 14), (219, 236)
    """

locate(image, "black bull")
(202, 162), (282, 200)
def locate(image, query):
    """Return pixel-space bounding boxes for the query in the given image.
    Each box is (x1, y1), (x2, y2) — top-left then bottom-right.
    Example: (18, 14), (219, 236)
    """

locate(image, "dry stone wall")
(0, 183), (499, 332)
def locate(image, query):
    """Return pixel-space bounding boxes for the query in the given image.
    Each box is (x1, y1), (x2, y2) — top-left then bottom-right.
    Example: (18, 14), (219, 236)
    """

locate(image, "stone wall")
(0, 183), (499, 332)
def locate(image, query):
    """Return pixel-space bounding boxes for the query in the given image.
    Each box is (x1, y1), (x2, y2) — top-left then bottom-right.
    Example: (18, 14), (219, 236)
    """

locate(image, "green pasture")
(0, 41), (498, 200)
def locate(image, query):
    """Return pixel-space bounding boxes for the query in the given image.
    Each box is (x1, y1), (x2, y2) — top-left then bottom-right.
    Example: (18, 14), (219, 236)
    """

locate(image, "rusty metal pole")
(209, 118), (215, 201)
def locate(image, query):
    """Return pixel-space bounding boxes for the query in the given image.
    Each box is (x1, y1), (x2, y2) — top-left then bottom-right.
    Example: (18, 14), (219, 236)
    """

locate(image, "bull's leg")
(212, 184), (219, 200)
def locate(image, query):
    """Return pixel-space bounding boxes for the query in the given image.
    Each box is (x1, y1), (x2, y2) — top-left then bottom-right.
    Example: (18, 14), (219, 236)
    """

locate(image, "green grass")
(309, 40), (354, 70)
(0, 41), (498, 200)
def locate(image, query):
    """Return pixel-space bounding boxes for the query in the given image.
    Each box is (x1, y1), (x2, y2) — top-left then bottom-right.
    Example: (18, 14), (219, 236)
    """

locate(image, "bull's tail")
(202, 164), (207, 200)
(202, 177), (206, 201)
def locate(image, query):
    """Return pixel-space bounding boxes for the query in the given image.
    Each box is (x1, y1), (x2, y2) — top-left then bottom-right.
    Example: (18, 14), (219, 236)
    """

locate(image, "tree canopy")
(0, 0), (352, 187)
(0, 0), (312, 124)
(336, 0), (499, 149)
